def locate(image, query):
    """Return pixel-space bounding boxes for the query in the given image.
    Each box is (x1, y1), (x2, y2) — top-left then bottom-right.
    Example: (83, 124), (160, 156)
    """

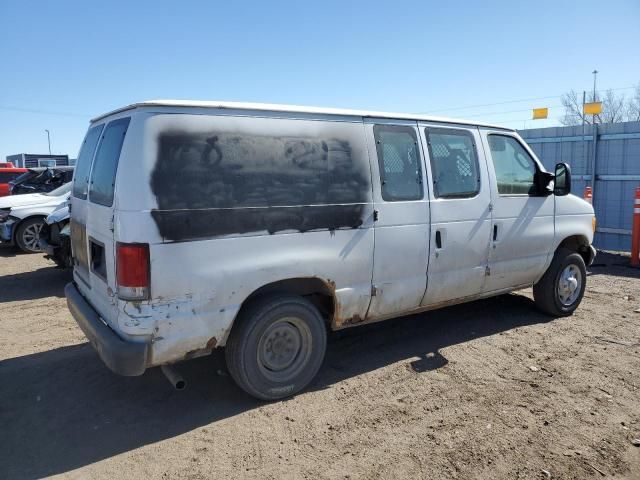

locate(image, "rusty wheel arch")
(235, 277), (337, 329)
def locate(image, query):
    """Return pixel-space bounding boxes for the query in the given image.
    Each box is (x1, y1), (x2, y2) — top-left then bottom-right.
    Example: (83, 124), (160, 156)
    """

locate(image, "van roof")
(92, 100), (515, 131)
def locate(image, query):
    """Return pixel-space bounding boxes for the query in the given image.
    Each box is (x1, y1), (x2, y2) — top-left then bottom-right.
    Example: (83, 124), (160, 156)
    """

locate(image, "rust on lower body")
(183, 336), (218, 360)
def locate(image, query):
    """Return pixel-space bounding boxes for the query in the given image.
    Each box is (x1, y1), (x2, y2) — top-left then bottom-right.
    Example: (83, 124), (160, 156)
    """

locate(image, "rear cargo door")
(72, 118), (130, 327)
(70, 124), (104, 286)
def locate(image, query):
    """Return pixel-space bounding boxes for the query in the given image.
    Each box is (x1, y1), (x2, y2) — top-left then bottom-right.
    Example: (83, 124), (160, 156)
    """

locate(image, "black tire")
(533, 248), (587, 317)
(15, 217), (45, 253)
(225, 295), (327, 401)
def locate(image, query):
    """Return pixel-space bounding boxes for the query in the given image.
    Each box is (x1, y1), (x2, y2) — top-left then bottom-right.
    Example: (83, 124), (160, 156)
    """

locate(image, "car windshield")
(44, 182), (72, 196)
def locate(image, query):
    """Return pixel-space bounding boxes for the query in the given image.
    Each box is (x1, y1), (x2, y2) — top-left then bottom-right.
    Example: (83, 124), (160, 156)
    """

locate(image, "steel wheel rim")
(557, 264), (582, 306)
(22, 223), (43, 252)
(257, 317), (312, 382)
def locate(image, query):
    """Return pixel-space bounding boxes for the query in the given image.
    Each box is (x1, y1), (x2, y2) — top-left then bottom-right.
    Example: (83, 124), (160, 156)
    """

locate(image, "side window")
(426, 128), (480, 198)
(89, 118), (130, 206)
(73, 125), (104, 199)
(488, 135), (538, 195)
(373, 125), (423, 201)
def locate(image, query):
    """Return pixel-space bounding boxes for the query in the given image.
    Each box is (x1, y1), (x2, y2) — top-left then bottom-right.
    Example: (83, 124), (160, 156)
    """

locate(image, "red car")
(0, 168), (28, 196)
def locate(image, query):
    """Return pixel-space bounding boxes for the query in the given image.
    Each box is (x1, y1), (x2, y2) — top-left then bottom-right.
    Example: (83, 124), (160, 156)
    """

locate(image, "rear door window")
(89, 118), (130, 207)
(373, 125), (423, 201)
(426, 128), (480, 198)
(73, 125), (104, 199)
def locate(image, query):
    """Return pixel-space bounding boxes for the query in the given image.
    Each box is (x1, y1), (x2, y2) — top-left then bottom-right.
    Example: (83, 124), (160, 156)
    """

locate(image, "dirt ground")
(0, 247), (639, 480)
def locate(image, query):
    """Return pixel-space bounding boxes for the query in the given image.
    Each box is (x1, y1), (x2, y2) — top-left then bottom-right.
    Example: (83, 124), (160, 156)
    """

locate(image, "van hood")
(0, 192), (68, 210)
(556, 193), (595, 216)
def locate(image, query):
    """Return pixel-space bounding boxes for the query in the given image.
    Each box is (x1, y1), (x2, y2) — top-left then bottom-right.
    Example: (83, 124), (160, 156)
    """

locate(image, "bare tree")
(597, 89), (627, 123)
(560, 90), (591, 126)
(626, 83), (640, 122)
(559, 84), (639, 126)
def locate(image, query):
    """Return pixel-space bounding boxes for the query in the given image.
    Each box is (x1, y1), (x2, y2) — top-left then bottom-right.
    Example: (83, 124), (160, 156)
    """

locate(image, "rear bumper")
(65, 282), (149, 376)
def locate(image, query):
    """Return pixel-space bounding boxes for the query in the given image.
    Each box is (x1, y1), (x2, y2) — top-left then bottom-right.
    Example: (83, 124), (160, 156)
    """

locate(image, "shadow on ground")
(588, 251), (640, 280)
(0, 245), (19, 258)
(0, 293), (549, 480)
(0, 266), (70, 302)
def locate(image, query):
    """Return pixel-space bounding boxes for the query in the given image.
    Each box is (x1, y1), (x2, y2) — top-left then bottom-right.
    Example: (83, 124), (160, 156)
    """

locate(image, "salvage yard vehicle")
(66, 100), (596, 400)
(9, 166), (74, 195)
(0, 167), (28, 196)
(0, 182), (71, 252)
(39, 200), (71, 268)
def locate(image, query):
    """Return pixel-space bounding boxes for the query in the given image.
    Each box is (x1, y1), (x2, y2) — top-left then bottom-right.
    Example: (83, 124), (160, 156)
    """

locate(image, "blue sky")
(1, 0), (639, 161)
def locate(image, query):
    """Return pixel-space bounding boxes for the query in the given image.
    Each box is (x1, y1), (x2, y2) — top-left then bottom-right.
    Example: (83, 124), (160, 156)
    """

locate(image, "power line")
(461, 104), (564, 119)
(418, 85), (636, 115)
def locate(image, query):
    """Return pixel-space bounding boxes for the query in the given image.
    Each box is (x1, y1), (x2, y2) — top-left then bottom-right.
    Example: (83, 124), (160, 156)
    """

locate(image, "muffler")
(161, 365), (186, 390)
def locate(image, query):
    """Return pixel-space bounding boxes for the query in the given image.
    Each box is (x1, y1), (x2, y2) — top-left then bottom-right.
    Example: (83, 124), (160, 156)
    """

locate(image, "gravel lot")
(1, 247), (639, 480)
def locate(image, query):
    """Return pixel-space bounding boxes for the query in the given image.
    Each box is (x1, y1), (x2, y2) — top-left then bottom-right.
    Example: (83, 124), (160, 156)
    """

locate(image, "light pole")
(44, 129), (51, 155)
(592, 70), (598, 102)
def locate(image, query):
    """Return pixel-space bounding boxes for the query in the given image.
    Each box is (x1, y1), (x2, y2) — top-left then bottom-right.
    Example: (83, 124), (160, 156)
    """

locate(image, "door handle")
(435, 230), (442, 249)
(493, 225), (498, 241)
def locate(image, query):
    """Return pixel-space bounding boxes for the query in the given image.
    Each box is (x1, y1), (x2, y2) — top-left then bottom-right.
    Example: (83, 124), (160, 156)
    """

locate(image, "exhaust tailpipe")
(161, 365), (186, 390)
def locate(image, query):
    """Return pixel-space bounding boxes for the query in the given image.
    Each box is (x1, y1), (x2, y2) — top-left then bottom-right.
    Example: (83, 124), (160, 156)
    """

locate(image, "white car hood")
(0, 192), (69, 210)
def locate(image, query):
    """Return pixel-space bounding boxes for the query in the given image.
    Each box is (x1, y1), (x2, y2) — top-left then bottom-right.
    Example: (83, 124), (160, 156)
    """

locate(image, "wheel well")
(239, 278), (336, 325)
(557, 235), (593, 265)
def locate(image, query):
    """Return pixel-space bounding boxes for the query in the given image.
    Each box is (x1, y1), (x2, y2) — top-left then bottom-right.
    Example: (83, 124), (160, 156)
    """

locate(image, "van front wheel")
(225, 295), (327, 401)
(533, 248), (586, 317)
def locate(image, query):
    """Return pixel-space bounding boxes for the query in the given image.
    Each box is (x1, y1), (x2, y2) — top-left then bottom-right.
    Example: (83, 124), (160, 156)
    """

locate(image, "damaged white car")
(0, 182), (71, 253)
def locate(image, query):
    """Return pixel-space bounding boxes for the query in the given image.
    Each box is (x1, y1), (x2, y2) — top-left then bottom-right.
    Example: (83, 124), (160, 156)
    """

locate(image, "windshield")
(44, 182), (72, 197)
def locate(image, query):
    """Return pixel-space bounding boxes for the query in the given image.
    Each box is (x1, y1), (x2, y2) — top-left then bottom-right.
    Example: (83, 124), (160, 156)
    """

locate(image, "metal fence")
(519, 121), (640, 252)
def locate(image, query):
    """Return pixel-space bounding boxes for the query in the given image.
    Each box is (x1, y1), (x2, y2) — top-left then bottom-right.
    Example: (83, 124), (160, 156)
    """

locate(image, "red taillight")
(116, 243), (150, 300)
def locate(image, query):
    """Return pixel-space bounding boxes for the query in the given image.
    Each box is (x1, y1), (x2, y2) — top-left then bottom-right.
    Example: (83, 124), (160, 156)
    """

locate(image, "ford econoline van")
(65, 100), (596, 400)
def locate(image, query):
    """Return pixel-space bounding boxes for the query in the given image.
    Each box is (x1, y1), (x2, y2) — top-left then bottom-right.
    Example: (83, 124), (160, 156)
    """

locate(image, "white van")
(66, 100), (596, 400)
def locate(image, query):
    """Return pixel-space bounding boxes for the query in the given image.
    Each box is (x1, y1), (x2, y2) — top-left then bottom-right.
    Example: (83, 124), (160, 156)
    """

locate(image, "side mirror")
(535, 170), (554, 196)
(554, 162), (571, 196)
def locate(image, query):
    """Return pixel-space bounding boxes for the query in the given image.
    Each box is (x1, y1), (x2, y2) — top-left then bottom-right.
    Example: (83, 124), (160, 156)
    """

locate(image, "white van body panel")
(77, 111), (376, 365)
(363, 119), (431, 319)
(68, 101), (596, 372)
(418, 124), (493, 306)
(146, 231), (374, 363)
(478, 128), (556, 291)
(551, 193), (595, 255)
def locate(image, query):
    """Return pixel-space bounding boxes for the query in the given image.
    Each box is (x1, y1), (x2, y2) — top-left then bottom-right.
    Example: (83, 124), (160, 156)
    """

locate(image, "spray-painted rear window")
(89, 118), (130, 207)
(149, 115), (372, 240)
(72, 124), (103, 199)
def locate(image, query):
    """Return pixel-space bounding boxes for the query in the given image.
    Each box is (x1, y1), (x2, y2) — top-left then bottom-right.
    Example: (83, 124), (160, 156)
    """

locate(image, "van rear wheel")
(225, 295), (327, 401)
(533, 248), (586, 317)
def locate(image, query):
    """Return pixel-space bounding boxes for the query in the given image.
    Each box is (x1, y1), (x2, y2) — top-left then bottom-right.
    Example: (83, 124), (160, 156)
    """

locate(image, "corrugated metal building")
(519, 121), (640, 251)
(6, 153), (70, 168)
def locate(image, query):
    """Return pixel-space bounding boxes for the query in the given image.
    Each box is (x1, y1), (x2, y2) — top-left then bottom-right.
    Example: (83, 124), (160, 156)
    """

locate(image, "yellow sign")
(532, 108), (548, 119)
(583, 102), (602, 115)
